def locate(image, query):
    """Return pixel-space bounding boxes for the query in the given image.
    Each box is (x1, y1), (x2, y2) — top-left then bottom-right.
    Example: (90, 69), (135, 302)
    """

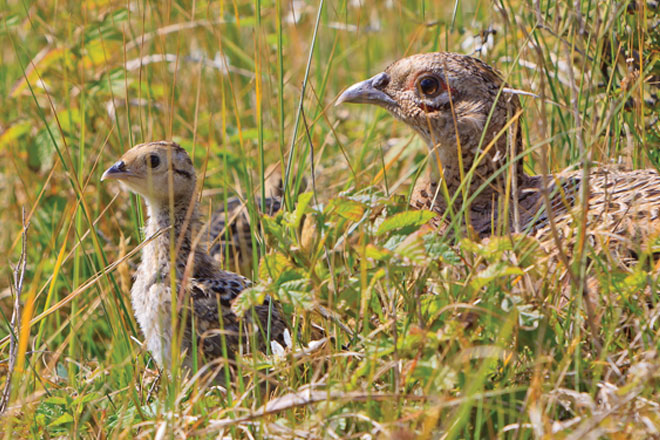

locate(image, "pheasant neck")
(426, 143), (499, 202)
(426, 125), (532, 200)
(421, 132), (541, 237)
(143, 196), (201, 270)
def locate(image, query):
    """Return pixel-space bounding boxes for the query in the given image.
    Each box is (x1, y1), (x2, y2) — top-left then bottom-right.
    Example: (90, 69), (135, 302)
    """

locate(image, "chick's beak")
(336, 72), (397, 107)
(101, 160), (132, 181)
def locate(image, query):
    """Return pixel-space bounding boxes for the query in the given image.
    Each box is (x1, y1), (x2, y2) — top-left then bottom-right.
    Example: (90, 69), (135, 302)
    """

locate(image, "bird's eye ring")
(416, 75), (442, 97)
(148, 154), (160, 168)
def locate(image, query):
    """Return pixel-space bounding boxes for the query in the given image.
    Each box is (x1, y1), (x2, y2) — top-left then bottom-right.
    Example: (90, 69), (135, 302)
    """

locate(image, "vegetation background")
(0, 0), (658, 437)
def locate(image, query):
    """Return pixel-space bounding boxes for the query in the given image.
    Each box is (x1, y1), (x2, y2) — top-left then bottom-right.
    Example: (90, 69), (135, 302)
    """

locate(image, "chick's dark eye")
(417, 76), (441, 97)
(148, 154), (160, 168)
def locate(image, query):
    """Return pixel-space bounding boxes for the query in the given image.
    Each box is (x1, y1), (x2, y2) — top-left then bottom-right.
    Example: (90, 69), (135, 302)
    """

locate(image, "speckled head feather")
(102, 141), (196, 205)
(338, 52), (523, 191)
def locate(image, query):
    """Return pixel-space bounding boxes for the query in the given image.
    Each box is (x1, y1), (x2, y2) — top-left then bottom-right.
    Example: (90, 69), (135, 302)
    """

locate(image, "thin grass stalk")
(283, 0), (325, 211)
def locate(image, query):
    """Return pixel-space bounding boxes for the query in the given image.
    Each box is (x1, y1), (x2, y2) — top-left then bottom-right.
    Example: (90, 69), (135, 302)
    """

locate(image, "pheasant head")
(101, 141), (197, 207)
(337, 52), (525, 192)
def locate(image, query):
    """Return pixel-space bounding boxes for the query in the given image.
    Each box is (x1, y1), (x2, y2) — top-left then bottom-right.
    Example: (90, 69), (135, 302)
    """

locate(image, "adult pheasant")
(337, 52), (660, 266)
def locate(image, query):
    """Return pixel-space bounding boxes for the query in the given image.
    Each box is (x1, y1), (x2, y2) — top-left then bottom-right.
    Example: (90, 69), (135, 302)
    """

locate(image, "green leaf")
(49, 413), (73, 427)
(74, 392), (98, 405)
(261, 215), (286, 244)
(83, 8), (127, 44)
(44, 396), (68, 406)
(259, 253), (291, 282)
(278, 278), (313, 310)
(394, 236), (426, 264)
(0, 120), (31, 150)
(329, 198), (365, 221)
(460, 236), (513, 261)
(470, 263), (524, 290)
(424, 233), (460, 264)
(383, 233), (408, 251)
(365, 244), (391, 260)
(376, 210), (436, 236)
(288, 192), (313, 229)
(231, 286), (267, 318)
(622, 268), (647, 295)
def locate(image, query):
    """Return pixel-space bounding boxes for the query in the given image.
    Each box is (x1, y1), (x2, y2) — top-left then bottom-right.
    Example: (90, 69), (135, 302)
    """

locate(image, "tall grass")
(0, 0), (658, 437)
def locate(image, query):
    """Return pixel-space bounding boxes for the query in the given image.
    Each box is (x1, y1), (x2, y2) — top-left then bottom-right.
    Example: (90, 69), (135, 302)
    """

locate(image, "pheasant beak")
(336, 72), (397, 108)
(101, 160), (134, 181)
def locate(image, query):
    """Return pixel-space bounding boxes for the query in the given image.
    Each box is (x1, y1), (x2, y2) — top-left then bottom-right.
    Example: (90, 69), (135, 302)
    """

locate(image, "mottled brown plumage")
(102, 141), (288, 378)
(338, 52), (660, 263)
(207, 164), (284, 275)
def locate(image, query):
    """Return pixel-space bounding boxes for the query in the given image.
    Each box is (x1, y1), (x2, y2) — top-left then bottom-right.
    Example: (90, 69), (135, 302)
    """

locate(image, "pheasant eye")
(148, 154), (161, 168)
(417, 75), (442, 97)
